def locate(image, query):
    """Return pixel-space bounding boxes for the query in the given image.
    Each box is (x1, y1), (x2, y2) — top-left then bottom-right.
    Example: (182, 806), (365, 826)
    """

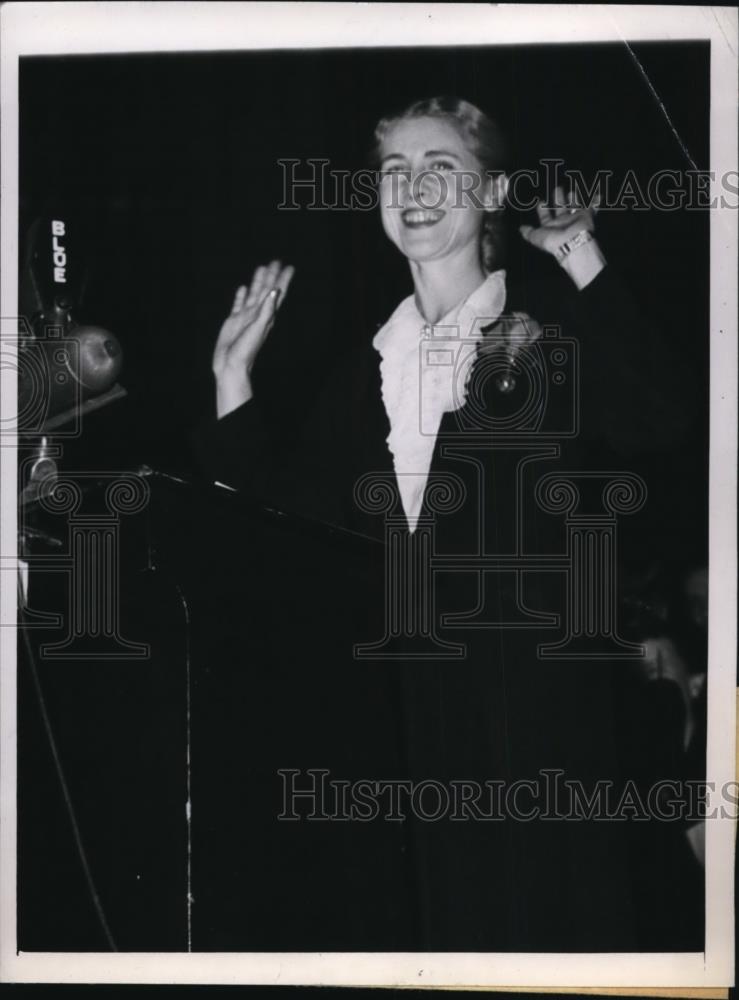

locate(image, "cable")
(170, 580), (193, 953)
(143, 501), (194, 953)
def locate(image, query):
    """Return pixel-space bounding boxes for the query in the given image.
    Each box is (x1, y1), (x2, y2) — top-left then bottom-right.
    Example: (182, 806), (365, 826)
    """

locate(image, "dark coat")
(194, 265), (692, 531)
(190, 265), (698, 952)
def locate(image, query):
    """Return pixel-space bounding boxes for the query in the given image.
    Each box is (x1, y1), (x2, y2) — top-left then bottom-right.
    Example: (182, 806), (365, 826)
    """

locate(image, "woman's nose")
(409, 169), (446, 209)
(387, 168), (446, 209)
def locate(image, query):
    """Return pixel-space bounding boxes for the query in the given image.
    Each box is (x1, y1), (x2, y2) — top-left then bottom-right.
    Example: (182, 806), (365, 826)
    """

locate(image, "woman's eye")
(430, 160), (454, 172)
(382, 165), (408, 176)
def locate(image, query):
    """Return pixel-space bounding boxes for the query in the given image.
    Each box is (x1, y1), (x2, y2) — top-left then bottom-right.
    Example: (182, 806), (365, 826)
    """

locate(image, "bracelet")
(554, 229), (593, 262)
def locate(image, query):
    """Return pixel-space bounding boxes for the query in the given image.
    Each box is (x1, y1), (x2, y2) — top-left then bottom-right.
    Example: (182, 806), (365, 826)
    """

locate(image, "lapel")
(341, 332), (403, 538)
(343, 272), (540, 541)
(345, 334), (487, 546)
(345, 313), (510, 541)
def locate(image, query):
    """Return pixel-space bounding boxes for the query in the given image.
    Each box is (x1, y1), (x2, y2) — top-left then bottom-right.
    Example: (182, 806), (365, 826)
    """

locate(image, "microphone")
(18, 211), (127, 432)
(18, 209), (128, 504)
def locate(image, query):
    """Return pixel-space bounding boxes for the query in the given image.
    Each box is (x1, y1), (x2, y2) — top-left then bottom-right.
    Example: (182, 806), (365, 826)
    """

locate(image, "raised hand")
(519, 185), (605, 290)
(212, 259), (295, 417)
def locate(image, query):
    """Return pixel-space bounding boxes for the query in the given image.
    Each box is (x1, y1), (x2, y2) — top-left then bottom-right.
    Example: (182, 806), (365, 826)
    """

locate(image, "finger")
(535, 201), (551, 224)
(260, 286), (280, 313)
(252, 269), (293, 330)
(559, 207), (597, 233)
(555, 185), (581, 220)
(245, 266), (267, 306)
(249, 260), (281, 305)
(230, 285), (247, 315)
(256, 285), (281, 334)
(273, 264), (295, 304)
(519, 224), (547, 249)
(540, 209), (590, 232)
(227, 288), (280, 366)
(247, 260), (280, 307)
(263, 259), (282, 291)
(568, 184), (590, 219)
(572, 188), (600, 215)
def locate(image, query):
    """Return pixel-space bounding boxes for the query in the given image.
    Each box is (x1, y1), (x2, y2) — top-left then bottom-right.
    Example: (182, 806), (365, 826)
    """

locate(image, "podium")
(17, 471), (416, 951)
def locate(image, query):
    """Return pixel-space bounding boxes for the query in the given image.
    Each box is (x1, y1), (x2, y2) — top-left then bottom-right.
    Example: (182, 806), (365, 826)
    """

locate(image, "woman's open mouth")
(401, 209), (445, 228)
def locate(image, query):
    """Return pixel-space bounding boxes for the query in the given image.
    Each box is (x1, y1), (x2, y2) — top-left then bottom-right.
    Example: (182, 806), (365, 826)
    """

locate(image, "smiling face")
(378, 116), (493, 266)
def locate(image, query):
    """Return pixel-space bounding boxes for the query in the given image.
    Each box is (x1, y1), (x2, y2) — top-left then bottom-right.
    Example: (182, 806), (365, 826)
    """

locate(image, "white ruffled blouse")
(372, 270), (507, 532)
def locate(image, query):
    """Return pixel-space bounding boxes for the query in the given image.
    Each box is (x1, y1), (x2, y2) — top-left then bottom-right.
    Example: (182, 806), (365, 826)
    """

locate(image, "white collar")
(373, 269), (507, 355)
(370, 270), (506, 533)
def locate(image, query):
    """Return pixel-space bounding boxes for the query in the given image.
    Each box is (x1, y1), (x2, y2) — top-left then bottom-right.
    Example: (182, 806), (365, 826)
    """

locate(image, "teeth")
(403, 210), (442, 223)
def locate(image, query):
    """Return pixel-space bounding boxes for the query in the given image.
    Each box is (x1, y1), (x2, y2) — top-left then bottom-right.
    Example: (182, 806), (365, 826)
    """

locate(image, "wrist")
(215, 370), (253, 418)
(558, 239), (606, 291)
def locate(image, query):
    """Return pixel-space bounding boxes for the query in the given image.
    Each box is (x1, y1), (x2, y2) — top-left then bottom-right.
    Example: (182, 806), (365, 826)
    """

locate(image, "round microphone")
(73, 325), (123, 393)
(18, 324), (123, 423)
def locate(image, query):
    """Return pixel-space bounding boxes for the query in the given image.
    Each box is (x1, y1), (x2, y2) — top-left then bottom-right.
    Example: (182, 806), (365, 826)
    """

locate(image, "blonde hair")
(373, 96), (509, 272)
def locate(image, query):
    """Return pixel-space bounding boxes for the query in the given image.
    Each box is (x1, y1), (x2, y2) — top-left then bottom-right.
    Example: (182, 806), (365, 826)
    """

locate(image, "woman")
(211, 98), (605, 464)
(194, 97), (696, 951)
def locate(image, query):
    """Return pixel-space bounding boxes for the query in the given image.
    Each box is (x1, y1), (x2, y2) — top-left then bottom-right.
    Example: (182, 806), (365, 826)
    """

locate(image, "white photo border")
(1, 1), (736, 988)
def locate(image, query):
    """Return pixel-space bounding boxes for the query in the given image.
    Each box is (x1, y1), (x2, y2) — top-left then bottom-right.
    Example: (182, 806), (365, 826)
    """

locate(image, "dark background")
(19, 42), (709, 569)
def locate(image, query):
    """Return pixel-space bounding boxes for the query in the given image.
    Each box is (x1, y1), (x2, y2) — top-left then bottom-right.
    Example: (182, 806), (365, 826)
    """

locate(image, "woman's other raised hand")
(519, 185), (605, 290)
(213, 259), (295, 417)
